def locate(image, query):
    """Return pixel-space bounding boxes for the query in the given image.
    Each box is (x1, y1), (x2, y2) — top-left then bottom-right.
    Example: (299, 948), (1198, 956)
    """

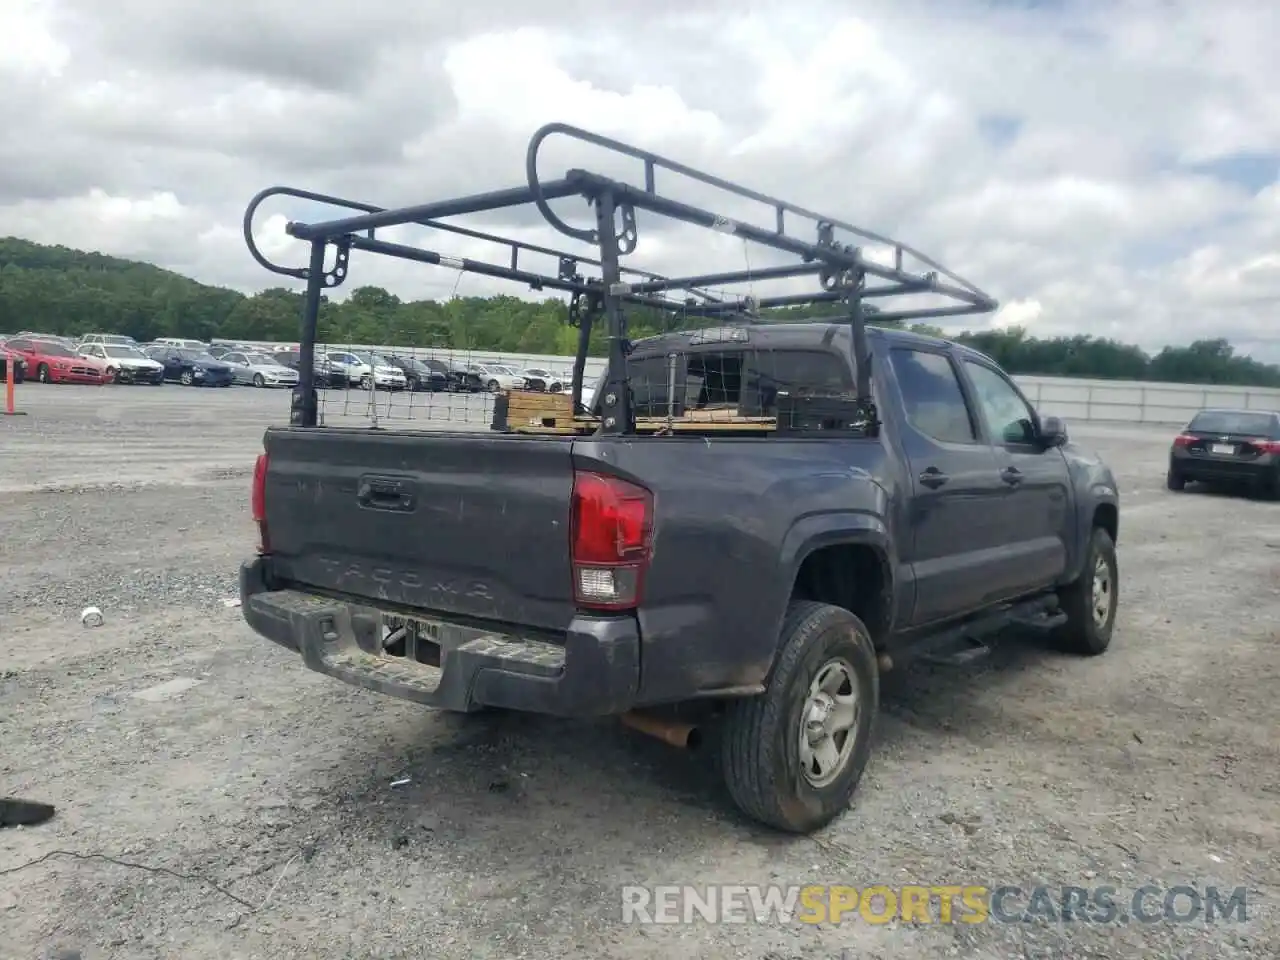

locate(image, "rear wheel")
(1055, 526), (1118, 656)
(1166, 469), (1186, 491)
(719, 600), (878, 834)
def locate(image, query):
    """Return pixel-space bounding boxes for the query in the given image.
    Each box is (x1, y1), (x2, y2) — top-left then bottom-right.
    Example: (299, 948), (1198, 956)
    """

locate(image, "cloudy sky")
(3, 0), (1278, 359)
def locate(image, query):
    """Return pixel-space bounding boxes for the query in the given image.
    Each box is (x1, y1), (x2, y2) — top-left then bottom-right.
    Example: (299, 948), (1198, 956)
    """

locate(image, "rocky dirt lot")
(1, 385), (1277, 960)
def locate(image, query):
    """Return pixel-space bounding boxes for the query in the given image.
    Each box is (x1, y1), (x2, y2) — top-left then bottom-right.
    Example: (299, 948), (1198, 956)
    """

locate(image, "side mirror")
(1039, 415), (1068, 447)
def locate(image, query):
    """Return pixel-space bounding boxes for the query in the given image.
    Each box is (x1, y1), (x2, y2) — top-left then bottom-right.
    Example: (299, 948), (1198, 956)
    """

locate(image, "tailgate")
(261, 428), (576, 630)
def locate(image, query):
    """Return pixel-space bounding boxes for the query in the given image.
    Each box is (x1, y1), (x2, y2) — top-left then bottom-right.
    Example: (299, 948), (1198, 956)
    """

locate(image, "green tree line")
(2, 236), (1277, 387)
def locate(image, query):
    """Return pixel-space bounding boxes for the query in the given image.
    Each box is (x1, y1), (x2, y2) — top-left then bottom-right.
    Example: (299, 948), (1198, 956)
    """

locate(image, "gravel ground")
(1, 383), (1277, 960)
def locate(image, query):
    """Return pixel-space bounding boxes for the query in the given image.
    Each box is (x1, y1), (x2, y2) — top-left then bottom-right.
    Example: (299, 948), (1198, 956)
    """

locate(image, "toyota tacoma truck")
(238, 122), (1120, 833)
(239, 322), (1120, 833)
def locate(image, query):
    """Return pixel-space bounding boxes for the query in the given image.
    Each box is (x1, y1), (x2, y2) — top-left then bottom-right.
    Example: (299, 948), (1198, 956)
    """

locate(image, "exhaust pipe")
(620, 711), (702, 750)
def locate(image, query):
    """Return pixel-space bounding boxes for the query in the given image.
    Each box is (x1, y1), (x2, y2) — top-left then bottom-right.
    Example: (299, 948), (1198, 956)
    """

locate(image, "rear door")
(887, 345), (1007, 625)
(262, 429), (579, 631)
(959, 357), (1072, 594)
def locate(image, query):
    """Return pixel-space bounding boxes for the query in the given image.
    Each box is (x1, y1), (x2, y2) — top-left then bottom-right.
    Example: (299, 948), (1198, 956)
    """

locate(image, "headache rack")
(243, 122), (998, 436)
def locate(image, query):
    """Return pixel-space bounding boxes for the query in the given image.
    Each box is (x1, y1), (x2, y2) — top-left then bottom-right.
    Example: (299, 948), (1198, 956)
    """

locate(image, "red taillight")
(1173, 434), (1196, 448)
(251, 453), (270, 553)
(570, 470), (653, 611)
(1251, 439), (1280, 454)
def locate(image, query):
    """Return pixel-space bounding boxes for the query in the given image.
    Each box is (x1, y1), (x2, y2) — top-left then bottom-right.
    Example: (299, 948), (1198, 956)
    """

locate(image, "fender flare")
(773, 511), (899, 650)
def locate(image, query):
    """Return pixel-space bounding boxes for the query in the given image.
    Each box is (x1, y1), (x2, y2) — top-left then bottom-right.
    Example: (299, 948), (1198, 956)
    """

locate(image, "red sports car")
(0, 337), (109, 385)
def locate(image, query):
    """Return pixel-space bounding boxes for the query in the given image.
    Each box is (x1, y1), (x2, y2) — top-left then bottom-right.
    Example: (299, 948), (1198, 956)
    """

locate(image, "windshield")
(41, 344), (77, 358)
(175, 349), (217, 362)
(103, 346), (145, 359)
(493, 365), (517, 375)
(1188, 411), (1277, 437)
(243, 353), (276, 365)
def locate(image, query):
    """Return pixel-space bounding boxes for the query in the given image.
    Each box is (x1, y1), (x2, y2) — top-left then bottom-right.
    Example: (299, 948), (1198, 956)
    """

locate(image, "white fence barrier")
(223, 340), (1280, 427)
(1017, 376), (1280, 426)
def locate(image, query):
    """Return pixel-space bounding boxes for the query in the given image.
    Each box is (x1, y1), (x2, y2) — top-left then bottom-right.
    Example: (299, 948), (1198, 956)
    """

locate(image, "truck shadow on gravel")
(305, 627), (1066, 849)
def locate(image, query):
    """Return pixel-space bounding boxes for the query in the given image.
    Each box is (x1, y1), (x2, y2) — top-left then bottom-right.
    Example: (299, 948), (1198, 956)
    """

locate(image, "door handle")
(357, 475), (416, 512)
(1000, 466), (1024, 487)
(918, 467), (949, 489)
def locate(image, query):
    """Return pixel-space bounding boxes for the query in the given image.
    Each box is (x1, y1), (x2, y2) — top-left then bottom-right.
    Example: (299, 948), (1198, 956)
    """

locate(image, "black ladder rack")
(242, 122), (998, 433)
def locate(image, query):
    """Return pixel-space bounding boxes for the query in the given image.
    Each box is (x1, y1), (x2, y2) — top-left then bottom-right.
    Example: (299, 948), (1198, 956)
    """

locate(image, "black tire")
(1253, 470), (1280, 501)
(1166, 469), (1186, 491)
(1054, 526), (1118, 656)
(360, 374), (373, 391)
(36, 363), (50, 384)
(106, 367), (119, 384)
(252, 373), (265, 388)
(179, 370), (194, 386)
(487, 379), (500, 393)
(719, 600), (879, 834)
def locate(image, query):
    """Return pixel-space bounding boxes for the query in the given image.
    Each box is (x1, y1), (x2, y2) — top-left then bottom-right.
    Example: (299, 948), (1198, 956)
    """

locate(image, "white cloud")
(0, 0), (1277, 360)
(0, 0), (69, 79)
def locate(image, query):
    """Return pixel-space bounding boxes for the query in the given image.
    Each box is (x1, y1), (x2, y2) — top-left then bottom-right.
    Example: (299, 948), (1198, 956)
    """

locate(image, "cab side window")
(889, 348), (977, 445)
(963, 361), (1038, 445)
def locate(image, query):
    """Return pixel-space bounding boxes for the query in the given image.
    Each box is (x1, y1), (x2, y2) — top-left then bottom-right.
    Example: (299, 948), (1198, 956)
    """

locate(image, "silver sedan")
(221, 350), (301, 388)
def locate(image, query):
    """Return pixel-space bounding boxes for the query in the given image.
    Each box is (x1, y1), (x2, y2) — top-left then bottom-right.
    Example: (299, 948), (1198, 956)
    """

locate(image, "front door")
(959, 358), (1072, 595)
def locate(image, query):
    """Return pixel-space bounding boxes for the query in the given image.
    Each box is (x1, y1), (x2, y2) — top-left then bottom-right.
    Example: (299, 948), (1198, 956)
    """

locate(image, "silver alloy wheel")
(799, 657), (861, 788)
(1091, 556), (1113, 628)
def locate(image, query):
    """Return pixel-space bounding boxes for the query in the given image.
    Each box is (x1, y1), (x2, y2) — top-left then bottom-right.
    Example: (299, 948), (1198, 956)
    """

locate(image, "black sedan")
(384, 355), (454, 391)
(144, 346), (234, 387)
(1167, 408), (1280, 499)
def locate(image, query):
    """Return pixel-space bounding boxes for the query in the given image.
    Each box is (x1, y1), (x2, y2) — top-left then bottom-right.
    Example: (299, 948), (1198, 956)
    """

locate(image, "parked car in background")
(318, 351), (370, 387)
(446, 361), (486, 392)
(1, 337), (109, 384)
(352, 352), (408, 391)
(272, 349), (346, 388)
(79, 333), (140, 348)
(0, 345), (25, 382)
(78, 343), (165, 384)
(384, 354), (450, 392)
(151, 337), (211, 351)
(1167, 408), (1280, 499)
(220, 350), (301, 388)
(467, 362), (528, 392)
(143, 345), (234, 386)
(519, 367), (564, 393)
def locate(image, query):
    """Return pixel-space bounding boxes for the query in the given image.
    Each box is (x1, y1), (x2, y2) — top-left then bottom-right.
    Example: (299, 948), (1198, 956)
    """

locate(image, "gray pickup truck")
(238, 122), (1120, 833)
(239, 321), (1120, 833)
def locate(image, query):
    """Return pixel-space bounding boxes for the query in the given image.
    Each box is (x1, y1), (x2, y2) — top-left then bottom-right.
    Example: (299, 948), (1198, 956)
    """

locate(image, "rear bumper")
(1171, 452), (1277, 483)
(239, 557), (639, 717)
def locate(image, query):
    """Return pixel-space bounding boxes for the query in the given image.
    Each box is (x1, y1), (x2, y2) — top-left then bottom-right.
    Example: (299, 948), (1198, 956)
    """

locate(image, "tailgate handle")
(357, 476), (416, 512)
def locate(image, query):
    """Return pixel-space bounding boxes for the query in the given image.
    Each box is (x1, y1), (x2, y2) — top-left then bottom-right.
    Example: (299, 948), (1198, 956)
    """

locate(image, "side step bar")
(914, 594), (1066, 667)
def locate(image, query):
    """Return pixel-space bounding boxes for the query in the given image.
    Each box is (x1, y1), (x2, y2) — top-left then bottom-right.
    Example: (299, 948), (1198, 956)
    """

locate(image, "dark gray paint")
(251, 324), (1119, 709)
